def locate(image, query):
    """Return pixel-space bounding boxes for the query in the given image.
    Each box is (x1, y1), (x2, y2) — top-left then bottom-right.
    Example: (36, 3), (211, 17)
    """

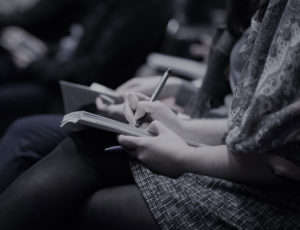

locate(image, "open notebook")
(60, 81), (201, 147)
(60, 80), (121, 113)
(61, 111), (201, 147)
(61, 111), (150, 137)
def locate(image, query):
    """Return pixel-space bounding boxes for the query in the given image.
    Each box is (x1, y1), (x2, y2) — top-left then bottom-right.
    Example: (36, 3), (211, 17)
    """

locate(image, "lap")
(0, 115), (67, 192)
(0, 135), (134, 229)
(81, 184), (160, 230)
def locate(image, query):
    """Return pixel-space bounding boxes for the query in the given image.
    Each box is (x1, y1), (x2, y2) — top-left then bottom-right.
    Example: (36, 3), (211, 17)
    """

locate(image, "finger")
(128, 93), (140, 111)
(140, 122), (150, 130)
(134, 104), (147, 120)
(96, 97), (108, 111)
(126, 93), (149, 111)
(123, 102), (136, 125)
(134, 101), (160, 120)
(109, 103), (124, 114)
(97, 97), (120, 115)
(117, 135), (141, 149)
(129, 92), (150, 101)
(147, 120), (169, 135)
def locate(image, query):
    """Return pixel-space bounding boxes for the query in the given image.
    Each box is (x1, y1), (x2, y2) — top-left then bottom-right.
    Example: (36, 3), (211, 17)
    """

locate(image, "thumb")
(134, 101), (158, 120)
(96, 97), (106, 109)
(147, 121), (169, 135)
(118, 135), (140, 149)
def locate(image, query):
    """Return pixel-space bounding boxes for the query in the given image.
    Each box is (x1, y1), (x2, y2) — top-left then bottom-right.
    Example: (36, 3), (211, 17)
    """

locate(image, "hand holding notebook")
(60, 69), (202, 147)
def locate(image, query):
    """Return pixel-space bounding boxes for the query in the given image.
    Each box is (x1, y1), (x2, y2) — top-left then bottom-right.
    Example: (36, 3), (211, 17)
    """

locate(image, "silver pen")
(135, 68), (172, 128)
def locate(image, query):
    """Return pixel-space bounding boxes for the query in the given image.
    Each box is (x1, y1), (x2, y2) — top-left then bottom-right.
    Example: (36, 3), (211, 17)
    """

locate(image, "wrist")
(180, 145), (198, 174)
(177, 118), (191, 140)
(177, 117), (187, 133)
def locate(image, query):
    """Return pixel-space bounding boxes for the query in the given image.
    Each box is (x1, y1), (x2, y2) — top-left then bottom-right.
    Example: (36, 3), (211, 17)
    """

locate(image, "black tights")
(0, 130), (159, 230)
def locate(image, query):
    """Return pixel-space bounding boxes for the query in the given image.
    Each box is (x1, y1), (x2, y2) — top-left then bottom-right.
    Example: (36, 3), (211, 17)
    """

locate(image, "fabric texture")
(131, 161), (300, 230)
(130, 1), (300, 229)
(226, 0), (300, 167)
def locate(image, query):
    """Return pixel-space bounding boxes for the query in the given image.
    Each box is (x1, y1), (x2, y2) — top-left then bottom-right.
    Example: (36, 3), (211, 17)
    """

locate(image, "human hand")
(123, 93), (183, 134)
(96, 97), (125, 121)
(118, 121), (192, 178)
(96, 92), (149, 123)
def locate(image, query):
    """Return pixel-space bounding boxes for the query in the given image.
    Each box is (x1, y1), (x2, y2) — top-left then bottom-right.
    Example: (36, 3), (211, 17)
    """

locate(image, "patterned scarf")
(226, 0), (300, 166)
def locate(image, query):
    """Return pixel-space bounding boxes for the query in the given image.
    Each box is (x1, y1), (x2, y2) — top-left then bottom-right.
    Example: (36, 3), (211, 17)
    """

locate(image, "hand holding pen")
(105, 68), (172, 152)
(135, 68), (171, 128)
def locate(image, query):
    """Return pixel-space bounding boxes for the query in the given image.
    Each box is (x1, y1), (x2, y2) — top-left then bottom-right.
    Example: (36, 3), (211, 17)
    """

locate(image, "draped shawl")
(226, 0), (300, 166)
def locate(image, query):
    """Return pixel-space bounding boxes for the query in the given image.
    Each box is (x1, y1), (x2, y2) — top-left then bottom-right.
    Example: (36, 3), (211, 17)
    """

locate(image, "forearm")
(180, 119), (227, 146)
(182, 145), (293, 188)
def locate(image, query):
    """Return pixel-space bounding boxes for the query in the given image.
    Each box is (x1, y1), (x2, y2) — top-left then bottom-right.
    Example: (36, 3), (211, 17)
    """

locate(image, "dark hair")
(226, 0), (260, 37)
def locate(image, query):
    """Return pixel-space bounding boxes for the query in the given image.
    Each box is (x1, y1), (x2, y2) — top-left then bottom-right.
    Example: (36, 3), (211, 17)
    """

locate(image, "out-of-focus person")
(0, 0), (173, 133)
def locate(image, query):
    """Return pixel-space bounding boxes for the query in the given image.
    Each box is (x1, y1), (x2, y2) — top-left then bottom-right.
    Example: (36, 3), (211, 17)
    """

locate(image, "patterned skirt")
(130, 161), (300, 230)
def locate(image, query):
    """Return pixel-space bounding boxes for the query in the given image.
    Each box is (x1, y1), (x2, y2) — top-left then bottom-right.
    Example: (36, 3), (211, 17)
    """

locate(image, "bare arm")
(180, 119), (228, 146)
(182, 145), (287, 186)
(119, 121), (300, 189)
(121, 95), (228, 146)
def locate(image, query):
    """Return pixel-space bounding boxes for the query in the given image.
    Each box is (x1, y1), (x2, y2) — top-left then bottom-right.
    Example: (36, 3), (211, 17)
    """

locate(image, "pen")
(105, 68), (172, 153)
(135, 68), (172, 128)
(104, 145), (124, 152)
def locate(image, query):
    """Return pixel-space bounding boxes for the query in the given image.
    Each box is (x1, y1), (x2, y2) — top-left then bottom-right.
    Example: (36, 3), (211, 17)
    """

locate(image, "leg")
(81, 185), (160, 230)
(0, 130), (133, 230)
(0, 115), (67, 193)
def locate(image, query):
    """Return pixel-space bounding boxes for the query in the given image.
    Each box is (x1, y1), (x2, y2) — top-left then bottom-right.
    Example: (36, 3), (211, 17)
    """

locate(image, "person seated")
(1, 1), (300, 230)
(0, 0), (173, 134)
(0, 0), (256, 193)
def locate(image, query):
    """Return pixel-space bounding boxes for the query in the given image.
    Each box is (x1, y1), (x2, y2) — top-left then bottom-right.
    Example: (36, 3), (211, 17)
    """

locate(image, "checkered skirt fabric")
(131, 161), (300, 230)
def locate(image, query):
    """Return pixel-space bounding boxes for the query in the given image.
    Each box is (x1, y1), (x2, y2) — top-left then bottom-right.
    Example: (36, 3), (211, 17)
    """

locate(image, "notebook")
(61, 111), (201, 147)
(60, 81), (201, 147)
(60, 80), (121, 113)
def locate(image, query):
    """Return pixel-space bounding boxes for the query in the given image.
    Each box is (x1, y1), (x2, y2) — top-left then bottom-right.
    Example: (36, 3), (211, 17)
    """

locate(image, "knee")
(7, 117), (30, 135)
(81, 187), (130, 229)
(1, 116), (47, 164)
(5, 116), (42, 139)
(80, 185), (157, 230)
(82, 188), (118, 224)
(3, 115), (65, 157)
(0, 116), (40, 166)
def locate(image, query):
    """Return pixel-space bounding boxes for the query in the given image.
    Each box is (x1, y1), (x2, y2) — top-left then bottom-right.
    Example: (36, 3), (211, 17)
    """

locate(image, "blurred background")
(0, 0), (228, 135)
(0, 0), (38, 15)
